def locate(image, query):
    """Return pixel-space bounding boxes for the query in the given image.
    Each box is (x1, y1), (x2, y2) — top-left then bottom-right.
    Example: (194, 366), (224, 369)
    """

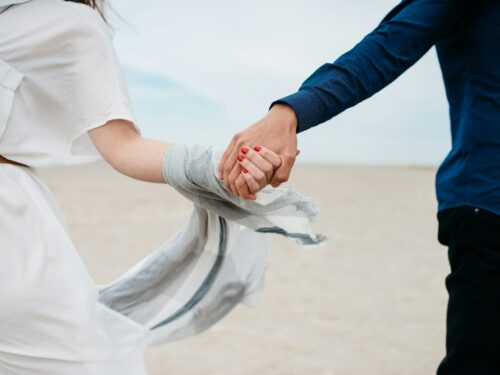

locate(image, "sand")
(38, 162), (449, 375)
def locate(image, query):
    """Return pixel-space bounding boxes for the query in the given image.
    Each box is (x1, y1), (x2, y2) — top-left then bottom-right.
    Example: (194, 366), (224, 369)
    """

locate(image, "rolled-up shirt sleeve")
(272, 0), (472, 133)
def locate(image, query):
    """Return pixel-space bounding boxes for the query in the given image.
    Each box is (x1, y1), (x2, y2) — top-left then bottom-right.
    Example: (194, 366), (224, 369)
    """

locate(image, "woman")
(0, 0), (322, 373)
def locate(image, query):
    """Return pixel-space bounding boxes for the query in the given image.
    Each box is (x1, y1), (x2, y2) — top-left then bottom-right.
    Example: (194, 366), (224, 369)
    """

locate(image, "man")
(219, 0), (500, 373)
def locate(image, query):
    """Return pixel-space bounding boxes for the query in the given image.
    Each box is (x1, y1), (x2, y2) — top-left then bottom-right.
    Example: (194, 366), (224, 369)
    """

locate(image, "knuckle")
(275, 173), (289, 183)
(236, 179), (245, 188)
(234, 135), (244, 145)
(257, 178), (266, 187)
(223, 164), (233, 174)
(264, 165), (273, 174)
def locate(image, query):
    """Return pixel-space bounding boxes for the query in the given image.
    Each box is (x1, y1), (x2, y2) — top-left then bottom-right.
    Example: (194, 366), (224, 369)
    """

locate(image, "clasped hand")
(218, 103), (299, 200)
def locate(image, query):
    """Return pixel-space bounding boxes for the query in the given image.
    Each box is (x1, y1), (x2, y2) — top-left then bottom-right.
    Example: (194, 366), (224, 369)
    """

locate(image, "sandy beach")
(38, 162), (449, 375)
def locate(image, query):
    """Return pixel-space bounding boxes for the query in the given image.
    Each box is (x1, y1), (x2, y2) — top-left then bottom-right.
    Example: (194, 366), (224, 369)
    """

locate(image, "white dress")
(0, 1), (150, 373)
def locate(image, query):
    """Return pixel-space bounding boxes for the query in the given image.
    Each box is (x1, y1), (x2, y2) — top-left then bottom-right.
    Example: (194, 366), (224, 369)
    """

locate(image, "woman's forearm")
(88, 119), (170, 184)
(112, 136), (170, 183)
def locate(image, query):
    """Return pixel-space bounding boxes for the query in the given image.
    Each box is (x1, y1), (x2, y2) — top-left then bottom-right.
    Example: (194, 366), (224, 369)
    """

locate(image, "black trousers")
(436, 205), (500, 375)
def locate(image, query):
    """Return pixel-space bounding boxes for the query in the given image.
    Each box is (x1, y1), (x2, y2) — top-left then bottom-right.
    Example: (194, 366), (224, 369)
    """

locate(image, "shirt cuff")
(270, 90), (322, 133)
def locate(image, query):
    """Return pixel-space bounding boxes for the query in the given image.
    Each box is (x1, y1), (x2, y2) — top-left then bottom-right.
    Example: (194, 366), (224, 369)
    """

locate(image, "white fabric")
(0, 165), (149, 375)
(0, 0), (140, 168)
(0, 1), (324, 374)
(0, 0), (30, 13)
(0, 1), (148, 373)
(0, 0), (31, 6)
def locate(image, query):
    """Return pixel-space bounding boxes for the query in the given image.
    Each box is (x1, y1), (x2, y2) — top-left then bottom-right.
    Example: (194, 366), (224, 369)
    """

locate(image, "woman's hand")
(235, 146), (282, 200)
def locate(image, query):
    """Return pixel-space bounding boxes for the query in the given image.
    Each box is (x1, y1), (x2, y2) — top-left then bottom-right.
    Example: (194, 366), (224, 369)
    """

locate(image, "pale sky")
(107, 0), (452, 166)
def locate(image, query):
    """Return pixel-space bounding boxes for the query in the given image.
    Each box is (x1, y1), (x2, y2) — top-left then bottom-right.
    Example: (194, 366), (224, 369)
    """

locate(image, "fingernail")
(237, 155), (244, 162)
(242, 168), (248, 174)
(254, 146), (262, 152)
(241, 147), (249, 154)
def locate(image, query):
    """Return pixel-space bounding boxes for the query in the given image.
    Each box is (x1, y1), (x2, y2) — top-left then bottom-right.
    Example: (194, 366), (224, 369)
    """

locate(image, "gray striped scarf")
(98, 144), (324, 345)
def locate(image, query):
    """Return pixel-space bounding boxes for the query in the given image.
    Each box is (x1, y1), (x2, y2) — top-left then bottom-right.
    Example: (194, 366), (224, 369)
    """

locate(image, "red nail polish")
(254, 146), (262, 152)
(241, 147), (249, 154)
(237, 155), (244, 162)
(242, 168), (248, 173)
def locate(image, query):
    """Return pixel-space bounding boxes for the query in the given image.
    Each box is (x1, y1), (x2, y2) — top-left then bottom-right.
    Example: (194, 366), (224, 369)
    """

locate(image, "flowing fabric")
(99, 144), (324, 346)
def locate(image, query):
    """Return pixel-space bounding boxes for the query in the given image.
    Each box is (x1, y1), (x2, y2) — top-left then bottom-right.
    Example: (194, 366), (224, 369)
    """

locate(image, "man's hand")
(218, 103), (298, 198)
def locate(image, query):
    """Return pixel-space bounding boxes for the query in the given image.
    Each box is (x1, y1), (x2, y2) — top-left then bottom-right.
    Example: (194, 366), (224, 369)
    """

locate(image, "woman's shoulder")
(0, 0), (111, 54)
(61, 0), (111, 41)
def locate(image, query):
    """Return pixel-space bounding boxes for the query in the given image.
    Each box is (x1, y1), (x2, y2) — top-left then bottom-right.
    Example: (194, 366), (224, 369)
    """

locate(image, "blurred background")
(107, 0), (451, 166)
(42, 0), (453, 373)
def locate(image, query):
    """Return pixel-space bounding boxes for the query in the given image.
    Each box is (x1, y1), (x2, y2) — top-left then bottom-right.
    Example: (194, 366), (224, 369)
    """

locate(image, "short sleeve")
(63, 4), (141, 159)
(0, 59), (23, 140)
(0, 1), (141, 167)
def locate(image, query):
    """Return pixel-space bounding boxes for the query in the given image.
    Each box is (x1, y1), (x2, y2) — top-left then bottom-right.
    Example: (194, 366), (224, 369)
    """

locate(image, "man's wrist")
(269, 102), (298, 133)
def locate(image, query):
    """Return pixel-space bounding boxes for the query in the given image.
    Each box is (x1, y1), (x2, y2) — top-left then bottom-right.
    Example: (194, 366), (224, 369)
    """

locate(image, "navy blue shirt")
(274, 0), (500, 215)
